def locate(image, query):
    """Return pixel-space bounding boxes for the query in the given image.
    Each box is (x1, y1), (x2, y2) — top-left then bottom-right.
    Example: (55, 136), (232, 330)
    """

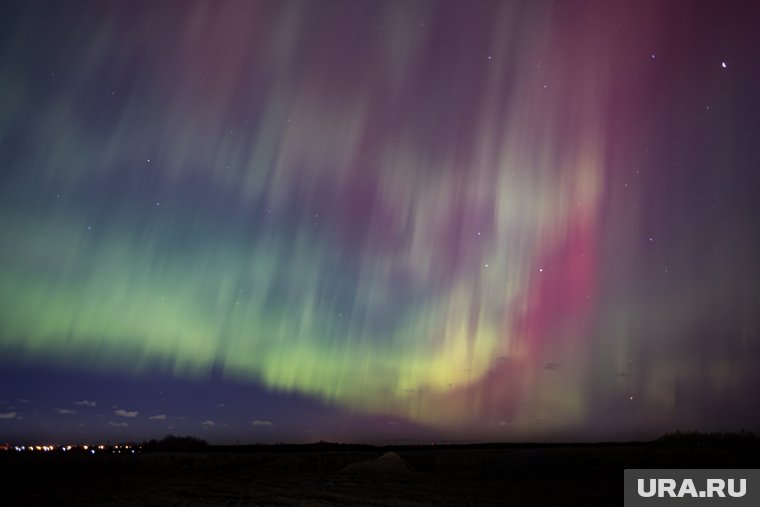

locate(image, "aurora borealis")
(1, 0), (759, 444)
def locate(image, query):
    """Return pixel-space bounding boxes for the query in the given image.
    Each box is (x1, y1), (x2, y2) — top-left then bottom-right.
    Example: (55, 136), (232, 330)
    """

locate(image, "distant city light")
(5, 442), (139, 454)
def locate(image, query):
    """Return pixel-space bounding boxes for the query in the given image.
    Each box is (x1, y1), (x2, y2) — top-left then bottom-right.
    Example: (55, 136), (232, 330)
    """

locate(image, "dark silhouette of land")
(1, 432), (758, 506)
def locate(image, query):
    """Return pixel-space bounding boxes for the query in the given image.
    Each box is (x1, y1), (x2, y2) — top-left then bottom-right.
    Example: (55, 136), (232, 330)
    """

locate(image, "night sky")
(1, 0), (759, 445)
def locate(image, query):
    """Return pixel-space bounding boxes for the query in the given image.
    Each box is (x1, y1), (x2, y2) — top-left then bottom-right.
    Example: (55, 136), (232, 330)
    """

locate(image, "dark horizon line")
(4, 430), (758, 451)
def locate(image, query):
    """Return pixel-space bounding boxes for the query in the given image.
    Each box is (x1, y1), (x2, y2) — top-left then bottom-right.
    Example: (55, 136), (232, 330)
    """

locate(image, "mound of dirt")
(340, 451), (412, 475)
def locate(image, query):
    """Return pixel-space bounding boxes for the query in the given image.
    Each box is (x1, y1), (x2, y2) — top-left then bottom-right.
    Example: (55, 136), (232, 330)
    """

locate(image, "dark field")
(2, 436), (759, 506)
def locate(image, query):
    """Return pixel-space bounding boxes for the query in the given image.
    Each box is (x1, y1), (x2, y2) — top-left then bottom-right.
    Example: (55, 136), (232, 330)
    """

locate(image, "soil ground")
(1, 440), (758, 506)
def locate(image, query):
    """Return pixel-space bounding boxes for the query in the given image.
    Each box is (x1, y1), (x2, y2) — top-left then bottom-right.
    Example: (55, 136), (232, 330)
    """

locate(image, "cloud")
(148, 414), (166, 420)
(74, 400), (97, 407)
(56, 408), (76, 415)
(216, 403), (226, 409)
(109, 421), (128, 427)
(114, 409), (138, 418)
(252, 419), (273, 427)
(201, 420), (215, 428)
(0, 411), (17, 419)
(543, 362), (561, 370)
(499, 421), (509, 427)
(19, 399), (30, 403)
